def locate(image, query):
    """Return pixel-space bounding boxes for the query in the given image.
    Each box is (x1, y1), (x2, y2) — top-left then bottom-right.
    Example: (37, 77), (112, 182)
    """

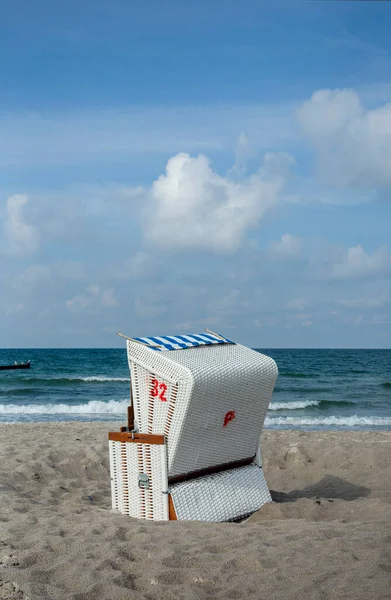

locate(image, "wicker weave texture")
(130, 362), (193, 439)
(165, 344), (277, 476)
(170, 464), (271, 522)
(109, 440), (168, 520)
(109, 440), (125, 512)
(127, 340), (194, 439)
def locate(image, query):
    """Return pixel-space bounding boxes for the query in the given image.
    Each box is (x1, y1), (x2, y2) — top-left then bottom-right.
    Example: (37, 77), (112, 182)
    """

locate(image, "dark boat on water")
(0, 361), (31, 371)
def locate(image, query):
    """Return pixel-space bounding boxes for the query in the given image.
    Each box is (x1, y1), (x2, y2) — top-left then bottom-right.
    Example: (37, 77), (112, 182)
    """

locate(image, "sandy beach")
(1, 423), (390, 600)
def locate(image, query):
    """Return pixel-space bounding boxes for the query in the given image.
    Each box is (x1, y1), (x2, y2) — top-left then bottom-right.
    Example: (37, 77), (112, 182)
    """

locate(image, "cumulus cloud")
(13, 262), (87, 290)
(230, 132), (253, 176)
(265, 236), (389, 283)
(268, 234), (302, 260)
(145, 152), (293, 253)
(298, 89), (391, 189)
(1, 195), (39, 256)
(331, 244), (390, 280)
(66, 285), (118, 312)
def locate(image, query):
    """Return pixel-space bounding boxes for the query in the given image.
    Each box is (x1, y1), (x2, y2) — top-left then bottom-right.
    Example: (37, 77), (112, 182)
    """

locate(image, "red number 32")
(151, 379), (167, 402)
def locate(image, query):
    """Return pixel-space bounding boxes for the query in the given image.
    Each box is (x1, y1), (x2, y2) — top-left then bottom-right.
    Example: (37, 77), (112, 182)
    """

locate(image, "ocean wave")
(81, 376), (129, 382)
(0, 388), (42, 397)
(4, 376), (129, 386)
(0, 399), (129, 415)
(265, 415), (391, 427)
(381, 382), (391, 389)
(269, 399), (355, 411)
(269, 400), (320, 410)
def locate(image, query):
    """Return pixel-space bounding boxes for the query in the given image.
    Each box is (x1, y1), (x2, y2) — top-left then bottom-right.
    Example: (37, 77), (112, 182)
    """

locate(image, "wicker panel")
(130, 363), (169, 433)
(109, 440), (168, 520)
(128, 340), (194, 439)
(166, 344), (278, 476)
(109, 440), (122, 511)
(170, 464), (271, 522)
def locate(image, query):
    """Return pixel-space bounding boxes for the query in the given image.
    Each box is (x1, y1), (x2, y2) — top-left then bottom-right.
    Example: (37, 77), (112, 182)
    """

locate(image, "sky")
(0, 0), (390, 349)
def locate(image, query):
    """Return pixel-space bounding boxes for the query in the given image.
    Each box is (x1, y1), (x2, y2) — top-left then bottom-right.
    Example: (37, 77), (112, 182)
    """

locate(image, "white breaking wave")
(265, 415), (391, 427)
(21, 376), (129, 383)
(269, 400), (320, 411)
(80, 376), (129, 382)
(0, 400), (129, 415)
(2, 403), (390, 429)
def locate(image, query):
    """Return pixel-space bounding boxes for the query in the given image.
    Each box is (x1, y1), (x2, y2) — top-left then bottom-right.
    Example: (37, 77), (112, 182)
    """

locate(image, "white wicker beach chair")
(109, 332), (278, 522)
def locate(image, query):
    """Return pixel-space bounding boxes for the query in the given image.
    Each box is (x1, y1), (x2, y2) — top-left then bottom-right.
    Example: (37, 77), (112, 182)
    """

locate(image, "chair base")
(109, 432), (271, 522)
(170, 464), (271, 522)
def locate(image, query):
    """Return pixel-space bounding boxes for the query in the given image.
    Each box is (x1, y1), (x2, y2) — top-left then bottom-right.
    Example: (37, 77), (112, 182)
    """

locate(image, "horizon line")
(1, 347), (390, 351)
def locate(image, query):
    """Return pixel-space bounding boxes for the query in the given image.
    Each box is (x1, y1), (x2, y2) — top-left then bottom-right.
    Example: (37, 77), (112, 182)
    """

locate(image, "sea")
(0, 348), (390, 430)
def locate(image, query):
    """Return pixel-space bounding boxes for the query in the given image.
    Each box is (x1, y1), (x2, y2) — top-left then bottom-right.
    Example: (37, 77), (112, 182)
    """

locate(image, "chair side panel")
(108, 440), (168, 521)
(127, 341), (193, 438)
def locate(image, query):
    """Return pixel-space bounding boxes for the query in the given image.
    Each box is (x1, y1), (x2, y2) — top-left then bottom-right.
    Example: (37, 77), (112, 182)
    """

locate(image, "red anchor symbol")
(223, 410), (236, 427)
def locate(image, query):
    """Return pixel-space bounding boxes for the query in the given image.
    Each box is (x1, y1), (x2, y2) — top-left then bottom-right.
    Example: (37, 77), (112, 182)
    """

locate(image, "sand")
(0, 423), (390, 600)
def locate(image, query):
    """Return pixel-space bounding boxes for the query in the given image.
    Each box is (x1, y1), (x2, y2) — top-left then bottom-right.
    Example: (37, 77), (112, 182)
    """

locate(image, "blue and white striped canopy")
(132, 333), (234, 352)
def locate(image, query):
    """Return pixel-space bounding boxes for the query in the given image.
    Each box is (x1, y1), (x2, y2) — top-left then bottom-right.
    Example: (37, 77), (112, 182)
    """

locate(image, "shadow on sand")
(270, 475), (371, 503)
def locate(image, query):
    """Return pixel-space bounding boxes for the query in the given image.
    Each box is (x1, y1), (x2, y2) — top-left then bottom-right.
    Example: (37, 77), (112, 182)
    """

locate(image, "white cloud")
(298, 88), (391, 189)
(337, 293), (389, 309)
(146, 152), (293, 253)
(331, 244), (390, 280)
(269, 234), (302, 260)
(17, 265), (51, 285)
(263, 237), (389, 283)
(1, 195), (39, 256)
(66, 285), (118, 312)
(13, 262), (87, 290)
(230, 132), (253, 176)
(66, 294), (92, 311)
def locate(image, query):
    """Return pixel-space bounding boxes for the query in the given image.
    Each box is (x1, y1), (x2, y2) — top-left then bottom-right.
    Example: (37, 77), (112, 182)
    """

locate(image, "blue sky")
(0, 0), (390, 348)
